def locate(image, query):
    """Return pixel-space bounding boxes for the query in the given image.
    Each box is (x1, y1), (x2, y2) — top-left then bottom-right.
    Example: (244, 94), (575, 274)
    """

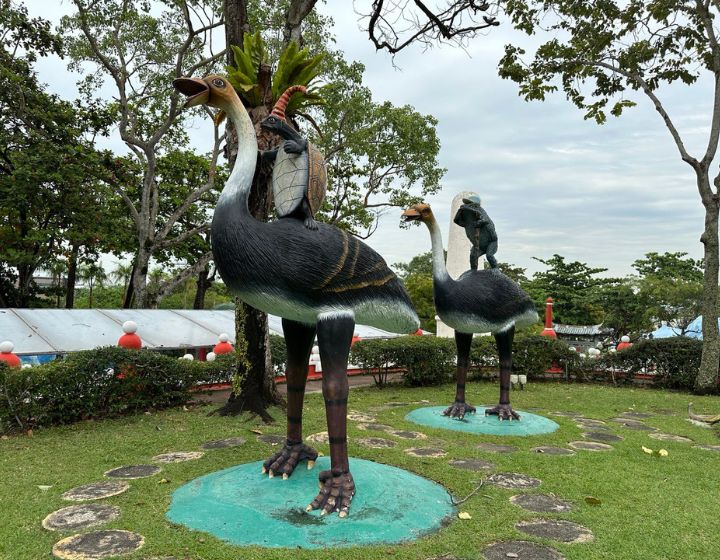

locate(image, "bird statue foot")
(261, 440), (318, 479)
(442, 401), (476, 420)
(306, 468), (355, 518)
(485, 404), (520, 421)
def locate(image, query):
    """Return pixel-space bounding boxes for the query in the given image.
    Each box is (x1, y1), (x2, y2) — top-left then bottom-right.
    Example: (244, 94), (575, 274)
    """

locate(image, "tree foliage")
(498, 0), (720, 392)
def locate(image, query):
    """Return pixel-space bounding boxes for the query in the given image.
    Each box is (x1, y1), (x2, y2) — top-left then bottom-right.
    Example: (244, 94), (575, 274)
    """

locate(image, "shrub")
(351, 336), (455, 387)
(269, 334), (287, 375)
(604, 337), (703, 390)
(513, 335), (576, 379)
(0, 347), (237, 434)
(469, 334), (575, 379)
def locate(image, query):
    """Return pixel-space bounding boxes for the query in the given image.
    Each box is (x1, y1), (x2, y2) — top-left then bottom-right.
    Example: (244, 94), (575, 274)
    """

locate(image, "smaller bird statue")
(688, 403), (720, 425)
(402, 203), (538, 420)
(260, 85), (327, 230)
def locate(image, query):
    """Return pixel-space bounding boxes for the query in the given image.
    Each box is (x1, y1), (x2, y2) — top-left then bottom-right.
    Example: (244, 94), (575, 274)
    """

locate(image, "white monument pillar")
(436, 191), (476, 338)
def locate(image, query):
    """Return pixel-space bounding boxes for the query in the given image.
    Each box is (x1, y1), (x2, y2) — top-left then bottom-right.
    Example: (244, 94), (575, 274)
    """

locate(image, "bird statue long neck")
(219, 95), (258, 211)
(425, 213), (450, 283)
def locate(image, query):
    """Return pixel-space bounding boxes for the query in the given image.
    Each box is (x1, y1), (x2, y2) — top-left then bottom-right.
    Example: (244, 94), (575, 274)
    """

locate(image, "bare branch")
(155, 252), (213, 302)
(363, 0), (499, 54)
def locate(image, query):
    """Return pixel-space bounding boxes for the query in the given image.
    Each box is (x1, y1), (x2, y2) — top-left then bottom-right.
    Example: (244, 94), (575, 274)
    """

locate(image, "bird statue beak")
(173, 77), (210, 108)
(401, 208), (421, 223)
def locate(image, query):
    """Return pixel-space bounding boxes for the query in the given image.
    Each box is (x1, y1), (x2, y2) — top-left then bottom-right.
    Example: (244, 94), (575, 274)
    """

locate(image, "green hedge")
(0, 347), (238, 434)
(469, 334), (576, 379)
(350, 336), (455, 387)
(603, 337), (703, 390)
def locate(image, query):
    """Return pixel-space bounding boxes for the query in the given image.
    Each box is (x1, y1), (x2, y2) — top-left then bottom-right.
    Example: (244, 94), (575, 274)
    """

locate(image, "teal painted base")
(405, 406), (559, 436)
(167, 457), (454, 549)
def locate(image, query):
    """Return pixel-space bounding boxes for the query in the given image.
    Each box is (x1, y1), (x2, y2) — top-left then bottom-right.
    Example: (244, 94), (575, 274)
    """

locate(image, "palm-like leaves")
(226, 31), (325, 113)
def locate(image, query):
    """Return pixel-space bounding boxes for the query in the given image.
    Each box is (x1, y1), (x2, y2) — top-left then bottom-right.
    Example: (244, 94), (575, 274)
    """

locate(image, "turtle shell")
(272, 143), (326, 218)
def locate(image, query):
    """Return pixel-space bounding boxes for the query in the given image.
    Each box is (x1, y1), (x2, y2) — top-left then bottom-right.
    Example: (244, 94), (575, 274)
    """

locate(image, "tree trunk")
(695, 185), (720, 393)
(218, 1), (284, 418)
(224, 0), (249, 59)
(122, 259), (136, 308)
(131, 245), (151, 308)
(193, 265), (213, 309)
(65, 244), (79, 308)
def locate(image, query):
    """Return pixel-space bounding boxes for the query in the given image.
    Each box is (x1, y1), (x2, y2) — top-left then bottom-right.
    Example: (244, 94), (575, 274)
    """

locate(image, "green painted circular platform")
(167, 457), (454, 549)
(405, 406), (559, 436)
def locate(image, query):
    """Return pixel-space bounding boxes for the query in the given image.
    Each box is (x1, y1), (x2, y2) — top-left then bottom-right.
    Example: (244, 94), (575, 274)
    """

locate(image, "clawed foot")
(306, 468), (355, 518)
(485, 404), (520, 421)
(303, 216), (318, 230)
(262, 440), (318, 479)
(442, 401), (476, 420)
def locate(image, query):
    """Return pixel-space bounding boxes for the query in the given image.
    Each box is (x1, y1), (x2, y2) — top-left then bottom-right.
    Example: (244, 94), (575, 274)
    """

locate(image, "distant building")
(553, 323), (614, 352)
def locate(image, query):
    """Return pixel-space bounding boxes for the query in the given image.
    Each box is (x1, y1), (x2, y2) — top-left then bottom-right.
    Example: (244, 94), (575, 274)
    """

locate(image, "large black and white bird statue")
(402, 203), (538, 420)
(173, 75), (419, 517)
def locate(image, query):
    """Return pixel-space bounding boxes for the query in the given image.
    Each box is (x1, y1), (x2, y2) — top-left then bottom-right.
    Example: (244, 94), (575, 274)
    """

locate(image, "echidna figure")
(260, 85), (327, 230)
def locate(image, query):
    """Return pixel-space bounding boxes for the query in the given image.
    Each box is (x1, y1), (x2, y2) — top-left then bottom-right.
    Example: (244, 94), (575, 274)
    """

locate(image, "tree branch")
(155, 251), (213, 302)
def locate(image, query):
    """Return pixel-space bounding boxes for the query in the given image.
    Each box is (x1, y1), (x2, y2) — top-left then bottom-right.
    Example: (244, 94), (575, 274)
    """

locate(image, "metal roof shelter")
(0, 309), (412, 356)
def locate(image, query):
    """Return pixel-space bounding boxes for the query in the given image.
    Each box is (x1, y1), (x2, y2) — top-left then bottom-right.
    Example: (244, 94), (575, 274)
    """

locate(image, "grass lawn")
(1, 380), (719, 560)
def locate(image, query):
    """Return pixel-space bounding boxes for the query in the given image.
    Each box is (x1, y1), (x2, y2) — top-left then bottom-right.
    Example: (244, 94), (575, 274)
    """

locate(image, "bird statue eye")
(211, 78), (225, 88)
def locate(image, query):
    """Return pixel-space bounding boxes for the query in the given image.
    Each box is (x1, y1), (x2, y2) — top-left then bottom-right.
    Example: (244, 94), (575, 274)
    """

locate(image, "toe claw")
(306, 504), (313, 512)
(282, 473), (288, 480)
(261, 467), (266, 474)
(339, 510), (348, 518)
(307, 460), (315, 470)
(268, 469), (274, 479)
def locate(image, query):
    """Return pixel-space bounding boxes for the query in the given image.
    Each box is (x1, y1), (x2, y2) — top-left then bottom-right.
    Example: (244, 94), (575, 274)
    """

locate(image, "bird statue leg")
(443, 331), (476, 419)
(306, 313), (356, 518)
(262, 319), (318, 479)
(485, 326), (520, 421)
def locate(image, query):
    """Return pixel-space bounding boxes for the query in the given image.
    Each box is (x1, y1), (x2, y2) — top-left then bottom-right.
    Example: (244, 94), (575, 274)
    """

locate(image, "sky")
(23, 1), (713, 278)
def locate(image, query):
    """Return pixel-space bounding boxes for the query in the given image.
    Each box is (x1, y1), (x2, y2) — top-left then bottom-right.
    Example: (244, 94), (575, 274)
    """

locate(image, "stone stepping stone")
(695, 444), (720, 452)
(482, 540), (565, 560)
(488, 472), (541, 489)
(611, 419), (657, 431)
(151, 451), (204, 464)
(576, 422), (611, 431)
(53, 530), (144, 559)
(575, 417), (607, 426)
(568, 441), (613, 452)
(449, 458), (495, 471)
(550, 411), (583, 418)
(621, 411), (653, 419)
(62, 481), (129, 502)
(582, 432), (624, 443)
(347, 411), (377, 422)
(477, 442), (518, 454)
(201, 437), (246, 449)
(356, 437), (396, 449)
(530, 446), (575, 456)
(648, 432), (693, 443)
(510, 494), (574, 513)
(356, 423), (394, 432)
(43, 504), (120, 531)
(306, 431), (352, 445)
(405, 447), (447, 458)
(257, 434), (286, 445)
(516, 519), (593, 543)
(387, 429), (427, 440)
(104, 465), (160, 479)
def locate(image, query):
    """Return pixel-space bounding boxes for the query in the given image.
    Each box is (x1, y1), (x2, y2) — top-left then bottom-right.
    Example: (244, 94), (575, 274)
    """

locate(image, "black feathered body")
(212, 200), (418, 334)
(433, 268), (538, 335)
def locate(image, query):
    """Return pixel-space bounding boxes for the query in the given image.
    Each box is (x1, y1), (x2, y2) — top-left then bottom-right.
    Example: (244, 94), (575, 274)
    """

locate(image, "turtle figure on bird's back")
(260, 85), (327, 230)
